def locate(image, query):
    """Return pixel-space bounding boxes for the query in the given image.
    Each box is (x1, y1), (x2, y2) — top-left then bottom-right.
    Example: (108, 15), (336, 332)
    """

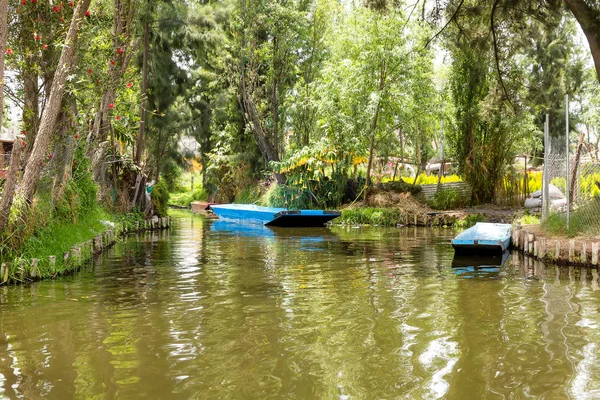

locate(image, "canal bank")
(512, 224), (600, 267)
(0, 216), (172, 285)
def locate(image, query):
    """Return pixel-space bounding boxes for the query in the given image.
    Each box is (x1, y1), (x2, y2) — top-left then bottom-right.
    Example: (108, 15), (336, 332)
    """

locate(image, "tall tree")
(0, 0), (7, 127)
(17, 0), (92, 204)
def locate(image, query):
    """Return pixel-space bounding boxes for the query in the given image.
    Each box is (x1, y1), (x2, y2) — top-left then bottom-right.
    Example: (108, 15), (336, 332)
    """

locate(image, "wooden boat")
(190, 201), (217, 217)
(451, 222), (512, 254)
(210, 204), (341, 227)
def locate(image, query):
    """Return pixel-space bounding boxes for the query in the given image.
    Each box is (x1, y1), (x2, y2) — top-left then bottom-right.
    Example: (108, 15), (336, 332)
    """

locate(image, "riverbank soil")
(359, 190), (520, 223)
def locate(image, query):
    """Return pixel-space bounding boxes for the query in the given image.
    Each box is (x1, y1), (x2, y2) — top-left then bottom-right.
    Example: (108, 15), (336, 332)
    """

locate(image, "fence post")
(542, 113), (550, 220)
(565, 94), (570, 230)
(592, 243), (599, 266)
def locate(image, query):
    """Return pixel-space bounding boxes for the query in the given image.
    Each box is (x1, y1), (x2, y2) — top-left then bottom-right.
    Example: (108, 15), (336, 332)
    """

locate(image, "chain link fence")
(542, 122), (600, 237)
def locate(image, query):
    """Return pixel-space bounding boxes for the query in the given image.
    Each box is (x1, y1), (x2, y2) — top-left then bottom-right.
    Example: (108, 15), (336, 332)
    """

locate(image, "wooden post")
(582, 242), (587, 264)
(18, 260), (26, 280)
(592, 243), (599, 266)
(49, 256), (56, 274)
(93, 235), (102, 253)
(528, 233), (535, 254)
(524, 234), (529, 254)
(569, 240), (575, 263)
(539, 238), (547, 259)
(534, 240), (539, 258)
(413, 214), (417, 226)
(30, 258), (39, 278)
(555, 241), (561, 260)
(63, 252), (70, 268)
(1, 262), (8, 283)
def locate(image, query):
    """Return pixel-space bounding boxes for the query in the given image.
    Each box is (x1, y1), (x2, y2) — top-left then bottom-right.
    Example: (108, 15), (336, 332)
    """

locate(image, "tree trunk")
(17, 0), (92, 204)
(363, 64), (387, 202)
(135, 18), (149, 167)
(52, 96), (78, 201)
(564, 0), (600, 81)
(239, 77), (284, 183)
(569, 132), (585, 202)
(0, 136), (23, 231)
(22, 72), (39, 165)
(0, 0), (7, 127)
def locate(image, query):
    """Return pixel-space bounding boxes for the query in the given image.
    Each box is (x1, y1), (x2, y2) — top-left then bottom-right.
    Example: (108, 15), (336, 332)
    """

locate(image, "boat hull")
(210, 204), (341, 227)
(451, 223), (512, 254)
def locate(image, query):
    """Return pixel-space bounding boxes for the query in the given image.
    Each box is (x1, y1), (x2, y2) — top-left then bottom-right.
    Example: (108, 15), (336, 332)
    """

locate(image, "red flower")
(34, 34), (41, 41)
(85, 10), (90, 17)
(126, 82), (133, 88)
(21, 141), (26, 147)
(31, 0), (36, 3)
(117, 47), (123, 54)
(42, 44), (48, 50)
(21, 0), (26, 4)
(115, 115), (121, 120)
(6, 48), (12, 55)
(52, 6), (58, 12)
(87, 69), (92, 74)
(108, 103), (114, 109)
(74, 134), (79, 139)
(47, 154), (52, 160)
(69, 1), (73, 5)
(21, 130), (26, 136)
(60, 17), (64, 22)
(110, 60), (115, 65)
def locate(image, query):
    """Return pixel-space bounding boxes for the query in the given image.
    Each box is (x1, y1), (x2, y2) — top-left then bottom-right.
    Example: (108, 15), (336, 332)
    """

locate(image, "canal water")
(1, 212), (600, 399)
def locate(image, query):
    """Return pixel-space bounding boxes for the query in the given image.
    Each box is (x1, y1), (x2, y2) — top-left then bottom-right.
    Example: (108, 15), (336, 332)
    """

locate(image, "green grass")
(515, 214), (540, 226)
(169, 187), (208, 207)
(542, 203), (600, 237)
(1, 207), (143, 283)
(168, 171), (209, 207)
(336, 208), (404, 227)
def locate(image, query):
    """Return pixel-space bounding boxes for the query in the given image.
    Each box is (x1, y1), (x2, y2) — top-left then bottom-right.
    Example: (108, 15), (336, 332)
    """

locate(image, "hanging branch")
(422, 0), (465, 49)
(491, 0), (517, 113)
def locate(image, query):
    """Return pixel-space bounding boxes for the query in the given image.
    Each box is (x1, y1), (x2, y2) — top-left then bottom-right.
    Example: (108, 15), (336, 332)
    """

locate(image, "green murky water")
(1, 212), (600, 399)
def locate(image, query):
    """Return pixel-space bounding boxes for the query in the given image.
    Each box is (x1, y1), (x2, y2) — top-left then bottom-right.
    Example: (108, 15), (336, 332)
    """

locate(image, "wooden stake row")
(512, 227), (600, 267)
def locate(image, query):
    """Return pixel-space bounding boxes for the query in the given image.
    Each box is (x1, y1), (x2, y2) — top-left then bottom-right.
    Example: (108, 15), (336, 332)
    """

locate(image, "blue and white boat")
(451, 222), (512, 254)
(209, 204), (341, 227)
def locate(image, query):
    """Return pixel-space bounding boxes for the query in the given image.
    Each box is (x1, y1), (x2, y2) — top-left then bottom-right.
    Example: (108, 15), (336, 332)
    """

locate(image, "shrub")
(152, 180), (170, 217)
(337, 207), (404, 226)
(429, 188), (466, 210)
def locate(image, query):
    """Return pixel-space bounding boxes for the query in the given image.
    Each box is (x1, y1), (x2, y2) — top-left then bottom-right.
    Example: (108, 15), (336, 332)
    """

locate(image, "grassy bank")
(0, 208), (143, 284)
(334, 207), (486, 228)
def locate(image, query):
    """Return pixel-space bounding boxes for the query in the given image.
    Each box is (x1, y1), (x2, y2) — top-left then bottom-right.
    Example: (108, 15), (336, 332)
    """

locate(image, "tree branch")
(491, 0), (517, 113)
(423, 0), (465, 49)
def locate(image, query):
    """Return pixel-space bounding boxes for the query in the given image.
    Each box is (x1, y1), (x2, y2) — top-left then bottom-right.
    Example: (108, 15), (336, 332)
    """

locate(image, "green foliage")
(152, 180), (170, 217)
(429, 188), (466, 210)
(373, 181), (422, 195)
(234, 186), (262, 204)
(516, 214), (541, 226)
(542, 200), (600, 237)
(170, 188), (209, 207)
(336, 208), (404, 227)
(454, 214), (486, 229)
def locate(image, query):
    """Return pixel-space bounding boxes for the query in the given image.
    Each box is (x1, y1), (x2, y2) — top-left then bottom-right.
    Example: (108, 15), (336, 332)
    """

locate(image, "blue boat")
(451, 222), (512, 254)
(209, 204), (341, 227)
